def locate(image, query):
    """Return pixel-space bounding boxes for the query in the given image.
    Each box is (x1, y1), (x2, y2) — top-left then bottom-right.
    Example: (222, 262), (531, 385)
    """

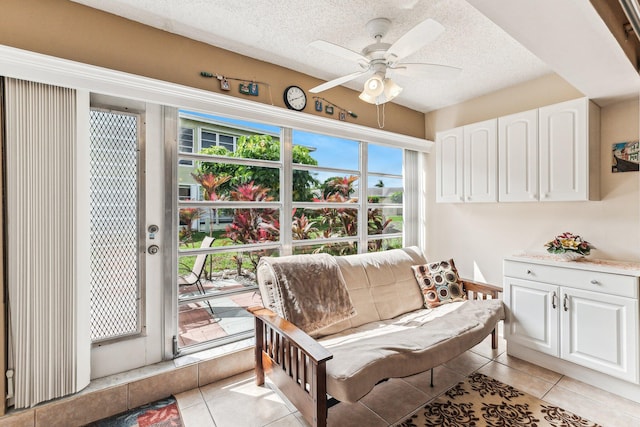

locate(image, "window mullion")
(359, 141), (368, 253)
(281, 127), (293, 256)
(404, 149), (419, 248)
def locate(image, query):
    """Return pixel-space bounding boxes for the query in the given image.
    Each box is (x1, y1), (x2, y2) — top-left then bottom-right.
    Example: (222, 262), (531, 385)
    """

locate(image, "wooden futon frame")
(250, 279), (502, 427)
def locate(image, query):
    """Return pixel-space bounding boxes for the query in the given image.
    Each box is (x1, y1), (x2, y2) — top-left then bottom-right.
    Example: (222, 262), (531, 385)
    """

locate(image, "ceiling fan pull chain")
(376, 103), (386, 129)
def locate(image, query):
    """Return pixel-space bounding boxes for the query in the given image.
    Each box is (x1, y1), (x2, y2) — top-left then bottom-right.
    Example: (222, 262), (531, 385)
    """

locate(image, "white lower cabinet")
(561, 287), (637, 379)
(504, 258), (639, 384)
(505, 278), (559, 356)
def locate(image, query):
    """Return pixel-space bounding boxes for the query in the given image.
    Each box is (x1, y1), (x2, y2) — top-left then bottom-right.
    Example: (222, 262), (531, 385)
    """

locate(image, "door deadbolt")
(148, 245), (159, 255)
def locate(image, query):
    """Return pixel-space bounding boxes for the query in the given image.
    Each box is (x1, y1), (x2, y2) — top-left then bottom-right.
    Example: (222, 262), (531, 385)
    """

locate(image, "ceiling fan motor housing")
(366, 17), (392, 40)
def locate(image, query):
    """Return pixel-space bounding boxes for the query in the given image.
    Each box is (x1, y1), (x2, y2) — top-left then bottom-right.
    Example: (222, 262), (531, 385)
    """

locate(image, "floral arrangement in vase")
(545, 232), (591, 260)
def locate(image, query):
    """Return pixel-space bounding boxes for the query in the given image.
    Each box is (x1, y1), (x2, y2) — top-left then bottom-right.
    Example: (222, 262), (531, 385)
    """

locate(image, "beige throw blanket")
(257, 254), (356, 334)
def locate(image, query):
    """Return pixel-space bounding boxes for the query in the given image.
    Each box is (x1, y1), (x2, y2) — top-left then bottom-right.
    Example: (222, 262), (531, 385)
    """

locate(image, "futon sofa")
(250, 247), (504, 427)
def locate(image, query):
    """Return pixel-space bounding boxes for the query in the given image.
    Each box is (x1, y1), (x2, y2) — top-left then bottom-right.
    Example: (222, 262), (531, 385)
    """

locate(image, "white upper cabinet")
(436, 120), (497, 203)
(437, 97), (600, 204)
(463, 119), (497, 203)
(435, 127), (464, 203)
(539, 98), (599, 201)
(498, 109), (539, 202)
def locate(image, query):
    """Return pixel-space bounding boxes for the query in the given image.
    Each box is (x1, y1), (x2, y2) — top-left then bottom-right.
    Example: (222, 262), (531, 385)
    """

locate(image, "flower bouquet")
(545, 232), (591, 260)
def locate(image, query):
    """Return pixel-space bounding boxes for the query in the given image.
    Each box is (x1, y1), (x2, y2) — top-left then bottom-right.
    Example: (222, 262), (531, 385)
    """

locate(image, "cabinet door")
(463, 119), (497, 202)
(539, 98), (588, 201)
(505, 277), (559, 356)
(435, 127), (464, 203)
(561, 288), (639, 383)
(498, 110), (538, 202)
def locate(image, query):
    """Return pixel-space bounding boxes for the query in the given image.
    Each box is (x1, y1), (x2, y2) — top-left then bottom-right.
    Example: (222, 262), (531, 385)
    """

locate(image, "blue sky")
(182, 111), (403, 182)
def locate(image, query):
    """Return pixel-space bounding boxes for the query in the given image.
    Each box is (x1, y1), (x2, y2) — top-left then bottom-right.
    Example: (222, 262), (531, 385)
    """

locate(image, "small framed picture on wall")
(612, 141), (639, 172)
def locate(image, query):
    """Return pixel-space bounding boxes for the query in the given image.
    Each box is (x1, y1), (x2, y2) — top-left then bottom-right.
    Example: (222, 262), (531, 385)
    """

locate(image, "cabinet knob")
(526, 269), (532, 275)
(542, 193), (548, 199)
(590, 279), (599, 285)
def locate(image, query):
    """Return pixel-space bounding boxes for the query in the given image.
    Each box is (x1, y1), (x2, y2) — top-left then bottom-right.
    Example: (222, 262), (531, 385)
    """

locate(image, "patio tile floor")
(178, 283), (263, 348)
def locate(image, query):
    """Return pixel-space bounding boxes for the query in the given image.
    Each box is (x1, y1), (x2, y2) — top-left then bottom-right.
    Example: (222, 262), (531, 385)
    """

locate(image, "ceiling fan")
(308, 17), (461, 104)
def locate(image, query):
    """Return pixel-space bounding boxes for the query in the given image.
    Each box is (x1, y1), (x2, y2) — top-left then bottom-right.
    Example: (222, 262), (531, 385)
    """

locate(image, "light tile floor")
(175, 336), (640, 426)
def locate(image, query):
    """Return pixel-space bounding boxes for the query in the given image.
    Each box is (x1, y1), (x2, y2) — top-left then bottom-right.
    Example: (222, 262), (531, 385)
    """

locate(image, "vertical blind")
(5, 78), (89, 408)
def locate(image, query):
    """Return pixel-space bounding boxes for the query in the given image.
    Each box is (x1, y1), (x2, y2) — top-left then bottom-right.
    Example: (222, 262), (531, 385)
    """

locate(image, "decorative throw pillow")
(412, 259), (466, 308)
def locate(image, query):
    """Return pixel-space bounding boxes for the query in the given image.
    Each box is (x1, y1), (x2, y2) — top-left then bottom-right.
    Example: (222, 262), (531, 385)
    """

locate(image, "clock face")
(283, 86), (307, 111)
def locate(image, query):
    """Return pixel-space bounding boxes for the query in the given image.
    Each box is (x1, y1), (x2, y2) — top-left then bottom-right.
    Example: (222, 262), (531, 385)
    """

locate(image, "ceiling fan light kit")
(358, 91), (377, 103)
(309, 16), (460, 106)
(359, 76), (403, 105)
(384, 78), (403, 98)
(363, 74), (385, 96)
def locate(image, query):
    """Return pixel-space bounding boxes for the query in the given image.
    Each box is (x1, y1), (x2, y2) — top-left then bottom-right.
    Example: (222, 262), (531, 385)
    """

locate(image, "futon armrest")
(249, 307), (333, 363)
(460, 278), (503, 299)
(250, 306), (333, 427)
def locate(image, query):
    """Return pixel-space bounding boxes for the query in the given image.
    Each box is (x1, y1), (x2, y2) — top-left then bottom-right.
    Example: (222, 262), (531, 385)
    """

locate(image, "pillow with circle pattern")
(411, 259), (467, 308)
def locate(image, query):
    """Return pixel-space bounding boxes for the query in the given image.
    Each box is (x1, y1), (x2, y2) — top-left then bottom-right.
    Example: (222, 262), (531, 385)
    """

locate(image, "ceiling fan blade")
(391, 63), (462, 79)
(309, 70), (370, 93)
(308, 40), (368, 63)
(385, 18), (445, 62)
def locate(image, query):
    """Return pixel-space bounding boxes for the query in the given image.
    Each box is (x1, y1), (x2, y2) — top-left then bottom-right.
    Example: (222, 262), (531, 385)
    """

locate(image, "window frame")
(177, 117), (408, 259)
(174, 113), (412, 354)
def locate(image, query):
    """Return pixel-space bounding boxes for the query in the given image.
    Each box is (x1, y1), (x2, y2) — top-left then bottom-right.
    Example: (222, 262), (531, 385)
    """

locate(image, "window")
(178, 185), (193, 201)
(179, 127), (194, 166)
(290, 130), (361, 254)
(200, 130), (236, 152)
(177, 112), (283, 352)
(201, 130), (216, 150)
(175, 111), (409, 353)
(367, 144), (403, 252)
(219, 134), (235, 151)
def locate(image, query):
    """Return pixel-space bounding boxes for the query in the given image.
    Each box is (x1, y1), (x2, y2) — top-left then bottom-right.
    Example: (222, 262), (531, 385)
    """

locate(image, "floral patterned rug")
(397, 373), (600, 427)
(86, 397), (182, 427)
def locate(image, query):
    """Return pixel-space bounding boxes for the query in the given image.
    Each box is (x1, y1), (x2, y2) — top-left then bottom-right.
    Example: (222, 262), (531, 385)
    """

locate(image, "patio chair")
(178, 236), (215, 315)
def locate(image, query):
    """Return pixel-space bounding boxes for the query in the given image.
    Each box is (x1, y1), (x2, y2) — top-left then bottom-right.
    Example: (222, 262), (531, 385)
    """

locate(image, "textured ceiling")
(70, 0), (581, 112)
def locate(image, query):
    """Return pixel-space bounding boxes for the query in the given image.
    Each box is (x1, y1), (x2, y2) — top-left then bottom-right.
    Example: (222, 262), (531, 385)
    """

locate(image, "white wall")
(424, 74), (639, 285)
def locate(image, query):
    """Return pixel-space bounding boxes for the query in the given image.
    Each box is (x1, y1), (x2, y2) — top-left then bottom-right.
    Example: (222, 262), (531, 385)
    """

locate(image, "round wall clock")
(283, 85), (307, 111)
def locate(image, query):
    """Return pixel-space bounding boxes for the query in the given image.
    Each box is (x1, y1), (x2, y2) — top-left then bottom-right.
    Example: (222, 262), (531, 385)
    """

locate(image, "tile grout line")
(547, 378), (640, 422)
(390, 363), (477, 426)
(539, 374), (564, 401)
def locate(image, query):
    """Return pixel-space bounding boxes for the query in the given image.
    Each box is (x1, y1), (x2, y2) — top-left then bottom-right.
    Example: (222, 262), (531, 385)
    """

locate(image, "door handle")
(552, 291), (557, 309)
(148, 244), (159, 255)
(563, 294), (569, 312)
